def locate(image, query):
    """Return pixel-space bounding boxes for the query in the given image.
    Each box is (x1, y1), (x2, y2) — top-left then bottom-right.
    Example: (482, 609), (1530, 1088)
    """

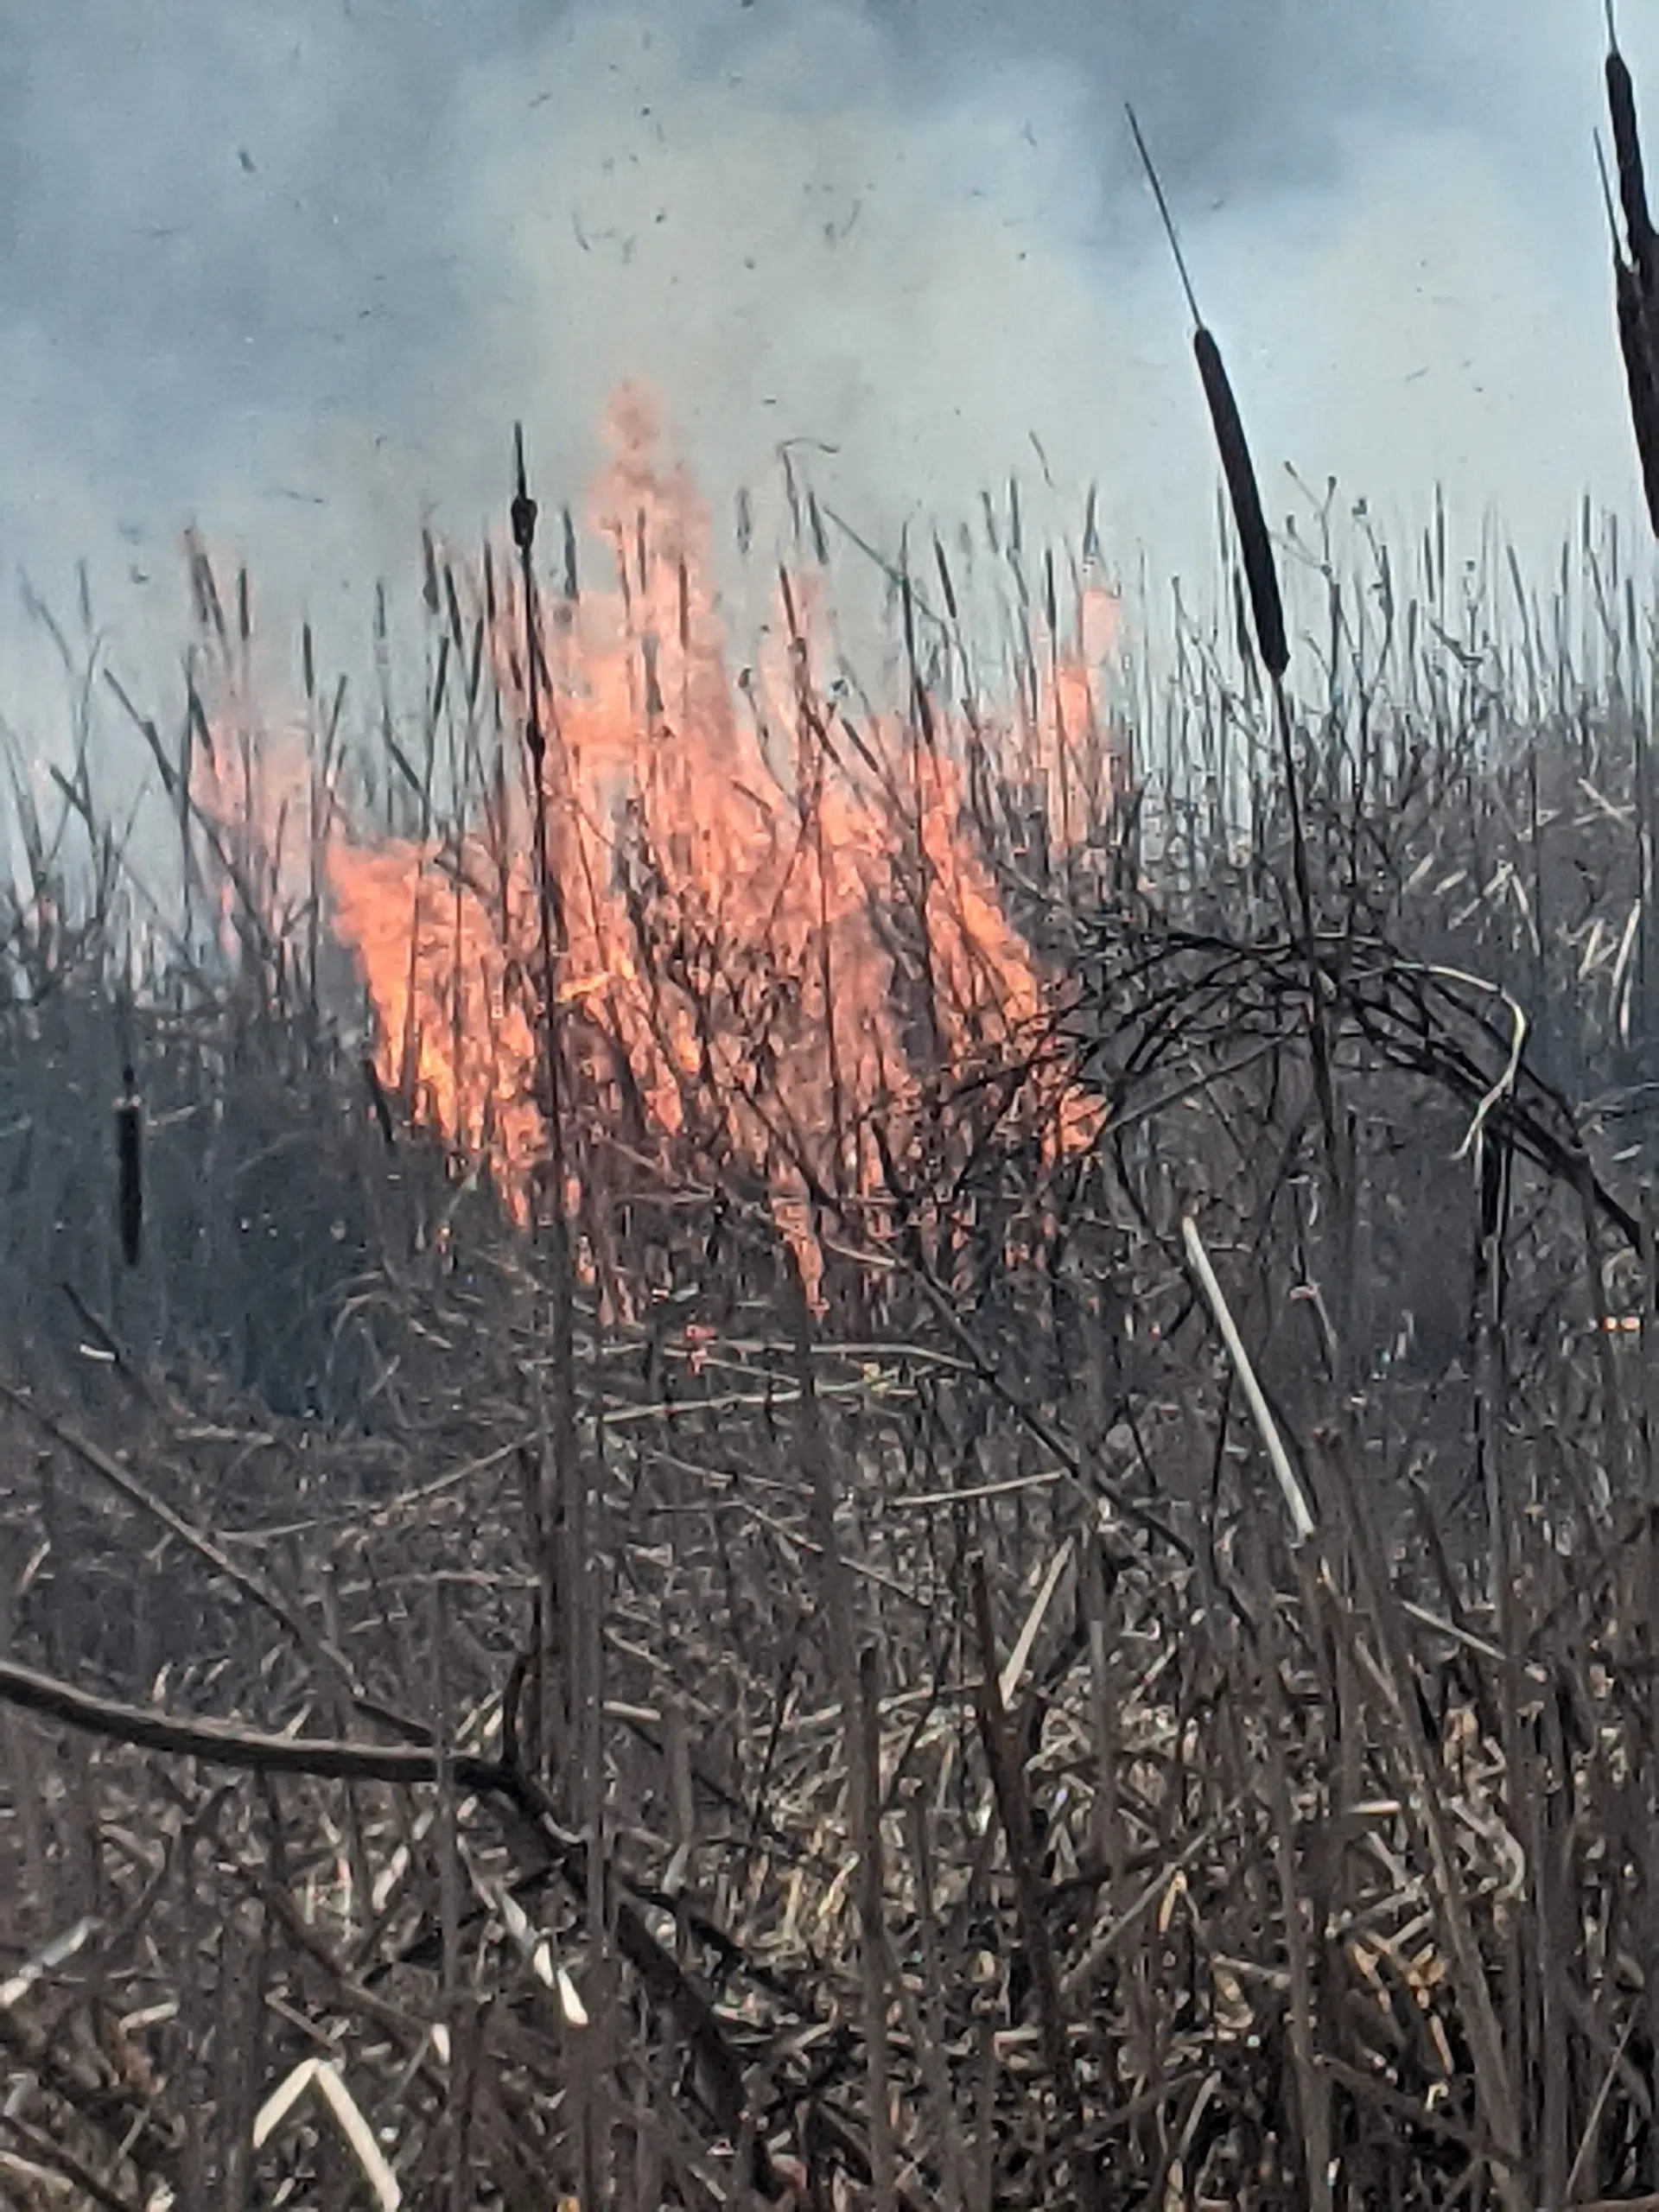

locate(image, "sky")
(0, 0), (1652, 721)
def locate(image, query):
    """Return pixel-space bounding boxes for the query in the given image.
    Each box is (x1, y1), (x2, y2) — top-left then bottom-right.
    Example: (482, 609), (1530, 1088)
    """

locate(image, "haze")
(0, 0), (1649, 704)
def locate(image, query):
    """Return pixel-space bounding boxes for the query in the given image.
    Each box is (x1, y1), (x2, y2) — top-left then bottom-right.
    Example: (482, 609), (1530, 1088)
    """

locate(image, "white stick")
(1182, 1216), (1316, 1545)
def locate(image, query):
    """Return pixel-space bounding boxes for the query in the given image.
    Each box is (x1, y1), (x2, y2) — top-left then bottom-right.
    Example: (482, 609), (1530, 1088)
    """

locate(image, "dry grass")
(2, 50), (1659, 2202)
(0, 467), (1652, 2208)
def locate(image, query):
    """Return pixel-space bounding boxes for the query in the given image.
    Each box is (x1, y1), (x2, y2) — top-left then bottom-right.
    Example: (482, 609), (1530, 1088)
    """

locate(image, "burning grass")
(6, 66), (1659, 2202)
(233, 388), (1117, 1308)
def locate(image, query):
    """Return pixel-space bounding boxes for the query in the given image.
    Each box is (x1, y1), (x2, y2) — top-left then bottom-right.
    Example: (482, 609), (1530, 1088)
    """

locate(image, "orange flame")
(198, 391), (1122, 1302)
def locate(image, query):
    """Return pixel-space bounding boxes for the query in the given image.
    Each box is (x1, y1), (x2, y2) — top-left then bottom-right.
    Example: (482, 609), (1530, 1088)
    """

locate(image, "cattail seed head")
(115, 1064), (143, 1268)
(1194, 326), (1288, 680)
(1609, 48), (1658, 288)
(1616, 260), (1659, 531)
(1607, 35), (1659, 536)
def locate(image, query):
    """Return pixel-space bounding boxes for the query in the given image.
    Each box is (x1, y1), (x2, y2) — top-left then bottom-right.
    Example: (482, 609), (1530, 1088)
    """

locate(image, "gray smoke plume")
(0, 0), (1649, 726)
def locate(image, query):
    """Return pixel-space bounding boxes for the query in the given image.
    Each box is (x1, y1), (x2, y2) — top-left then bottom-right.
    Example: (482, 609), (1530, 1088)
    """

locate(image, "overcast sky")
(0, 0), (1652, 709)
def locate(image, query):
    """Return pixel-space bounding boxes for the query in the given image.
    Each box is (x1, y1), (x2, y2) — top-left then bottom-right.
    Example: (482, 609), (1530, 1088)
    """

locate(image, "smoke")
(0, 0), (1651, 726)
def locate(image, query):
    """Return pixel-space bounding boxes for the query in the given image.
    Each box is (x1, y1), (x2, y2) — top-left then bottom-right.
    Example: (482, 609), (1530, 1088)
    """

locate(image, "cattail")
(467, 614), (486, 709)
(932, 535), (959, 622)
(1609, 41), (1657, 288)
(1194, 326), (1289, 679)
(1605, 28), (1659, 532)
(444, 564), (466, 659)
(186, 531), (228, 658)
(115, 1064), (143, 1268)
(429, 629), (450, 723)
(1616, 256), (1659, 531)
(1128, 105), (1288, 680)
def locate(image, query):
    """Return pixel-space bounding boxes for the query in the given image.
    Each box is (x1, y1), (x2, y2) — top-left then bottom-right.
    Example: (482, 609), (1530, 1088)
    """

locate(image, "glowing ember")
(198, 391), (1121, 1298)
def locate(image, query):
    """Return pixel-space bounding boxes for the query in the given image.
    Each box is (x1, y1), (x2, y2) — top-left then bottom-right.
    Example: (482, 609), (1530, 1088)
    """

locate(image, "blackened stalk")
(512, 423), (581, 1789)
(512, 423), (568, 1215)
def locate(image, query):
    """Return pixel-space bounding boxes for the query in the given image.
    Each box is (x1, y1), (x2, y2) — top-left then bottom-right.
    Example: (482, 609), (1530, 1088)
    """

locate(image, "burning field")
(7, 47), (1659, 2209)
(301, 389), (1116, 1305)
(177, 384), (1121, 1337)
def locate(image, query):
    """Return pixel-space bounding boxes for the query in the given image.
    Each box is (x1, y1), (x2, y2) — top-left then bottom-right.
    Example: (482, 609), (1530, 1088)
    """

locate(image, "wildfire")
(195, 391), (1122, 1301)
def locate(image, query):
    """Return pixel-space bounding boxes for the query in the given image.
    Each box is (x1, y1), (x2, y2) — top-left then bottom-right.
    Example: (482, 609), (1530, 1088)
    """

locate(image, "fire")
(196, 391), (1121, 1300)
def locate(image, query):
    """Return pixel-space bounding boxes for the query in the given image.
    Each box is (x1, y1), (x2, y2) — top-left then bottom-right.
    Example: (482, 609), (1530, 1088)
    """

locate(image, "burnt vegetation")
(7, 43), (1659, 2212)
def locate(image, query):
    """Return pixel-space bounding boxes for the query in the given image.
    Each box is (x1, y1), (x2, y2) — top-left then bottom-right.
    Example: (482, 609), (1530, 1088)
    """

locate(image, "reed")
(3, 48), (1659, 2206)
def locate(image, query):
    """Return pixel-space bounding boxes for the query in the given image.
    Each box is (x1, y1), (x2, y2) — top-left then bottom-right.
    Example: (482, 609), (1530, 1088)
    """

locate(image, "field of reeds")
(5, 40), (1659, 2212)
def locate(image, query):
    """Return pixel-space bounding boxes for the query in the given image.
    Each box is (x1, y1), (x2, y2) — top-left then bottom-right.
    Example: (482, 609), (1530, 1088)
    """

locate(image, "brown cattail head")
(1127, 105), (1289, 682)
(115, 1064), (143, 1268)
(1606, 35), (1659, 534)
(1194, 326), (1289, 680)
(1609, 47), (1658, 289)
(1616, 257), (1659, 531)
